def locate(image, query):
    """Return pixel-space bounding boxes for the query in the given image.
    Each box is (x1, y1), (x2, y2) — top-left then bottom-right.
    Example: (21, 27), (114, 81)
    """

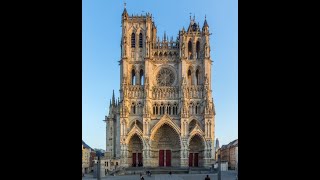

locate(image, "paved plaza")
(82, 171), (237, 180)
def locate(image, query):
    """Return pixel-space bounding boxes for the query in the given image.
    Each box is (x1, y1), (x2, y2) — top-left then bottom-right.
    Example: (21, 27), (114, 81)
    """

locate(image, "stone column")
(203, 140), (214, 168)
(193, 41), (196, 60)
(121, 144), (129, 168)
(185, 121), (188, 136)
(142, 138), (151, 167)
(180, 138), (189, 167)
(208, 122), (211, 138)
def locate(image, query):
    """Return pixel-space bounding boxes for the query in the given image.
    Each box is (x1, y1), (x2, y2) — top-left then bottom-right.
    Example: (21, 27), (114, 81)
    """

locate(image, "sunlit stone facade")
(104, 7), (216, 168)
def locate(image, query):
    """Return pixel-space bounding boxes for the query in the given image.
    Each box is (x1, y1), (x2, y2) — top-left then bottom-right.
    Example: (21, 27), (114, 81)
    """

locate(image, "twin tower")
(105, 7), (216, 168)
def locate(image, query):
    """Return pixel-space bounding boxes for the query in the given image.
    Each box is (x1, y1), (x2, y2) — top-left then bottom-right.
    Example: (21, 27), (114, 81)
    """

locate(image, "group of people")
(132, 162), (143, 167)
(139, 171), (210, 180)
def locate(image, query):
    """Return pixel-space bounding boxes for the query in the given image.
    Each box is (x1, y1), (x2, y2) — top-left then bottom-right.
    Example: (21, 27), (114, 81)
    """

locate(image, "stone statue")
(204, 43), (208, 57)
(204, 74), (209, 84)
(146, 35), (149, 57)
(182, 43), (185, 57)
(123, 75), (127, 85)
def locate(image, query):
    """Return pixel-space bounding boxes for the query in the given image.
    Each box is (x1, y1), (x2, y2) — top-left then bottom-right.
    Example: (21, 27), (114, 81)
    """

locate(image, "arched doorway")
(151, 124), (181, 167)
(128, 134), (143, 167)
(189, 134), (205, 167)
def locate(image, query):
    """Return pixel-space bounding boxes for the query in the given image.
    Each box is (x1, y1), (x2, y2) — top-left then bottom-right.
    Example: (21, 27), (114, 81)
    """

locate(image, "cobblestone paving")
(82, 171), (237, 180)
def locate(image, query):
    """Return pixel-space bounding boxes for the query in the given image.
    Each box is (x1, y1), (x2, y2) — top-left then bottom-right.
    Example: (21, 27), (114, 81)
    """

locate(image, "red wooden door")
(166, 150), (171, 166)
(138, 153), (142, 166)
(132, 153), (136, 167)
(159, 150), (164, 166)
(194, 153), (199, 167)
(189, 153), (193, 167)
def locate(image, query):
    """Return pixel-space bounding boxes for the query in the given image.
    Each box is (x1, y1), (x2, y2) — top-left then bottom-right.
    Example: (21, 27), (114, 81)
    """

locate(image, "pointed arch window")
(131, 69), (136, 85)
(196, 69), (200, 85)
(196, 41), (200, 59)
(189, 102), (194, 115)
(131, 102), (136, 114)
(167, 104), (171, 115)
(139, 33), (143, 48)
(160, 103), (165, 115)
(153, 104), (157, 115)
(173, 103), (178, 115)
(188, 40), (193, 59)
(196, 102), (200, 114)
(140, 69), (144, 85)
(188, 69), (192, 85)
(138, 102), (142, 114)
(131, 33), (135, 48)
(156, 104), (159, 115)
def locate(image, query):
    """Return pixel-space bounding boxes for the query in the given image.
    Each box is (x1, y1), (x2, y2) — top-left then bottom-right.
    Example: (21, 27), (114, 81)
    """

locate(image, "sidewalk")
(82, 171), (237, 180)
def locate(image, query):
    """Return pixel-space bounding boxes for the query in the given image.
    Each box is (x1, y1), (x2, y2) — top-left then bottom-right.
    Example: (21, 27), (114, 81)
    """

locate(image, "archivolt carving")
(125, 124), (145, 146)
(150, 114), (181, 143)
(188, 125), (206, 147)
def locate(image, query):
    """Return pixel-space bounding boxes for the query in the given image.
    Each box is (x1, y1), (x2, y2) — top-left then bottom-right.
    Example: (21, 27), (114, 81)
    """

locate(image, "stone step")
(124, 167), (211, 175)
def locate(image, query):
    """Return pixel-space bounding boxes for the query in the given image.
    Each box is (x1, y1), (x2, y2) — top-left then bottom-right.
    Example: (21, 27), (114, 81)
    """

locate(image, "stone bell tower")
(118, 5), (157, 167)
(179, 15), (215, 167)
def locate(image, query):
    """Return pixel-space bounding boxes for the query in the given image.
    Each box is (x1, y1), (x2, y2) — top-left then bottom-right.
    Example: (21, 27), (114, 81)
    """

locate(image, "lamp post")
(218, 154), (221, 180)
(96, 151), (101, 180)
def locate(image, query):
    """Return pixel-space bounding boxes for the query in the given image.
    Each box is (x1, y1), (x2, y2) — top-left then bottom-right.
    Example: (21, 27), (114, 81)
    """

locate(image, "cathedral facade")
(104, 7), (216, 168)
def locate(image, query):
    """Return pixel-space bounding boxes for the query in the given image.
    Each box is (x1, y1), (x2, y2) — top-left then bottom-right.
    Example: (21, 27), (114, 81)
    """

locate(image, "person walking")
(205, 174), (211, 180)
(140, 172), (145, 180)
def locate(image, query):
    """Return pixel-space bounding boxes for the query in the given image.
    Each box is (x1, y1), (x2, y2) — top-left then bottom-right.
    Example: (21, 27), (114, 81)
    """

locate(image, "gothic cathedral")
(105, 7), (216, 168)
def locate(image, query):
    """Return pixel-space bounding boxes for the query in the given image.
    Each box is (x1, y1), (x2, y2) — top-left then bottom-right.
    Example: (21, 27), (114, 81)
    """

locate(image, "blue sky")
(82, 0), (238, 149)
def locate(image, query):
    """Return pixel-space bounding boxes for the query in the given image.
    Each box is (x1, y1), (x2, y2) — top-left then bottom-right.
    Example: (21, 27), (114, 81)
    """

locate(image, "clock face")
(156, 68), (175, 86)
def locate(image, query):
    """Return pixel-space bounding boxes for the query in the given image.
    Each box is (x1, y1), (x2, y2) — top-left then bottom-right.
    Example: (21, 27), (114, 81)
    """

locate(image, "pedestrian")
(140, 172), (144, 180)
(169, 171), (172, 175)
(205, 174), (211, 180)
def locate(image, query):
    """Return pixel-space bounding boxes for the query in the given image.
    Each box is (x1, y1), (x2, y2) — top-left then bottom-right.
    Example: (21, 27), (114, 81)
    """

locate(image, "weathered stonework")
(104, 7), (216, 168)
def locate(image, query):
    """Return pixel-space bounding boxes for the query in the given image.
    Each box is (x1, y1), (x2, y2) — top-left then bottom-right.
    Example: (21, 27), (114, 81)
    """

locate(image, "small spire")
(203, 15), (209, 28)
(122, 1), (128, 17)
(109, 99), (111, 107)
(164, 31), (166, 41)
(189, 13), (192, 21)
(193, 14), (195, 21)
(112, 90), (115, 105)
